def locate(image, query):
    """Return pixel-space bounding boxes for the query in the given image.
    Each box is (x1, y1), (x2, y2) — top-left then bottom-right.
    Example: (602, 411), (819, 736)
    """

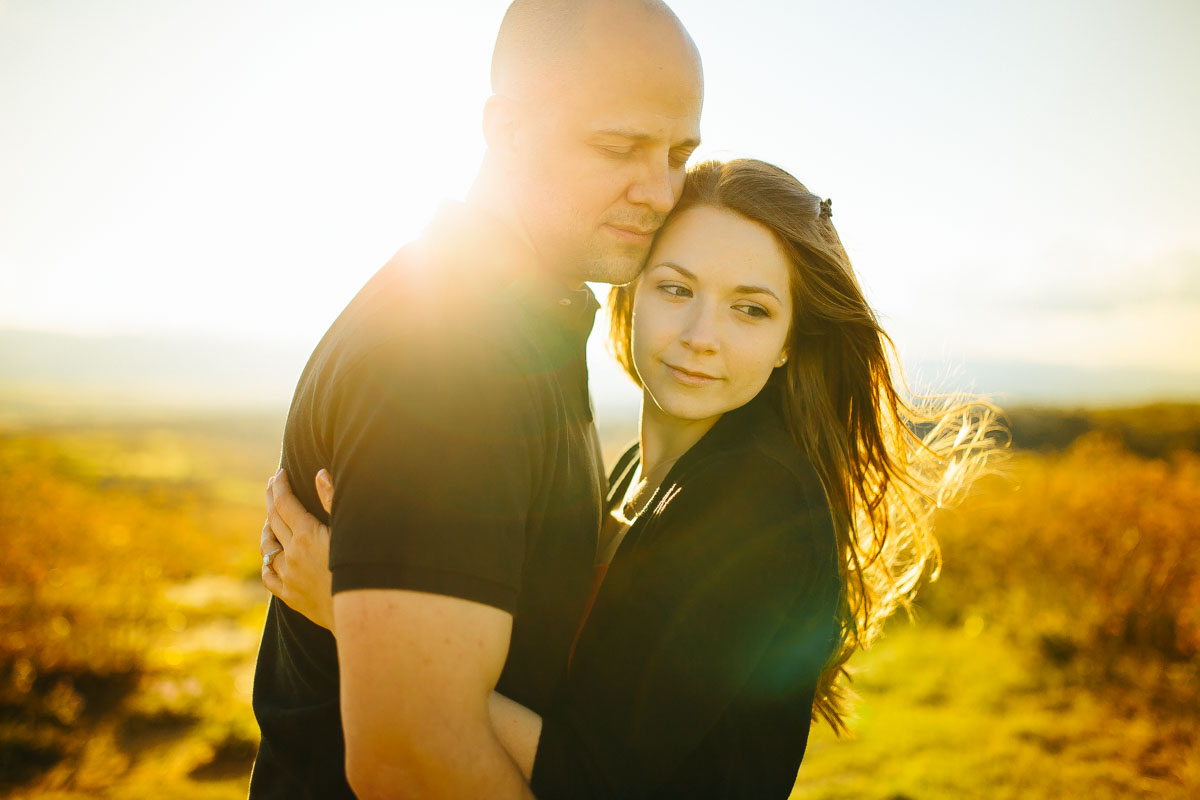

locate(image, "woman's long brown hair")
(608, 159), (1005, 733)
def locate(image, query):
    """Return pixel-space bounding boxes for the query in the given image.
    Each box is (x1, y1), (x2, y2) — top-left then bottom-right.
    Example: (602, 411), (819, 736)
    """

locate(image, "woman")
(260, 159), (1001, 797)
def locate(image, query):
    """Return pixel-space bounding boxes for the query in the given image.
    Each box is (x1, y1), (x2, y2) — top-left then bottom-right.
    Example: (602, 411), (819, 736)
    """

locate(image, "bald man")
(248, 1), (702, 797)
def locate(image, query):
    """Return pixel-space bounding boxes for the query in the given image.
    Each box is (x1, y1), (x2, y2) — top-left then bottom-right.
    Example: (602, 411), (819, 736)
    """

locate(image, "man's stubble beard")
(517, 188), (655, 286)
(569, 233), (652, 287)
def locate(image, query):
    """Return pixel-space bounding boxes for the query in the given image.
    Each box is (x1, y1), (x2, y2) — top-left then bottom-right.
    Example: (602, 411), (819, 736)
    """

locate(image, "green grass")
(791, 622), (1197, 799)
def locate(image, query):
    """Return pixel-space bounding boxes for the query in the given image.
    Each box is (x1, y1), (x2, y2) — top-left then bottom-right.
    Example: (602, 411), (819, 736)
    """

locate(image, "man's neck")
(466, 167), (585, 291)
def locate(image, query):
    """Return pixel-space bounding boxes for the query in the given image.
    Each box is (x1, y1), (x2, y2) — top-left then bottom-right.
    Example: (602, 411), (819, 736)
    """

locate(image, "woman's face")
(631, 205), (793, 427)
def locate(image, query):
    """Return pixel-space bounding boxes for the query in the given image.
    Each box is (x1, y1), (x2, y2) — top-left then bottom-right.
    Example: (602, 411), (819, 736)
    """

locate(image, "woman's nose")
(679, 306), (718, 353)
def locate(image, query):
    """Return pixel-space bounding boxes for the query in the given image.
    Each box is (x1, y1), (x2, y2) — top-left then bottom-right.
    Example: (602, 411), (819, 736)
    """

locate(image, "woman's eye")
(659, 283), (692, 298)
(734, 303), (770, 319)
(599, 146), (632, 158)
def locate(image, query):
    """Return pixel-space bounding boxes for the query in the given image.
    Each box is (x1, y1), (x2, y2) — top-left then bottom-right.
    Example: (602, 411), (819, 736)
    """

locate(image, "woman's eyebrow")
(735, 284), (781, 302)
(654, 262), (782, 303)
(655, 261), (697, 280)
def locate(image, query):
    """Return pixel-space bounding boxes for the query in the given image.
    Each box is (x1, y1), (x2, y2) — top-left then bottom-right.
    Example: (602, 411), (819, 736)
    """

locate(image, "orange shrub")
(0, 427), (269, 759)
(922, 433), (1200, 685)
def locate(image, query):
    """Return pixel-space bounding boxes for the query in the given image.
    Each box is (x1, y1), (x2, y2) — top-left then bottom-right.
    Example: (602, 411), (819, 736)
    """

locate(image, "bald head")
(479, 0), (704, 287)
(491, 0), (702, 101)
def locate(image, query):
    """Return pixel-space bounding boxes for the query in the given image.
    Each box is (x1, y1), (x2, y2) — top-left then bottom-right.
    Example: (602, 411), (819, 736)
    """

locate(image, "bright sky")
(3, 0), (1199, 387)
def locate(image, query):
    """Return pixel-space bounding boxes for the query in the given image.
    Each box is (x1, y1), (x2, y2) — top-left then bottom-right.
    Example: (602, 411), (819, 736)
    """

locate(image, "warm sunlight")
(3, 3), (1200, 799)
(3, 0), (1199, 405)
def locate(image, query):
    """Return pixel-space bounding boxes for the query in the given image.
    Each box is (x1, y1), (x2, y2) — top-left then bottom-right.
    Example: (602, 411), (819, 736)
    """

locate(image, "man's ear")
(482, 95), (522, 161)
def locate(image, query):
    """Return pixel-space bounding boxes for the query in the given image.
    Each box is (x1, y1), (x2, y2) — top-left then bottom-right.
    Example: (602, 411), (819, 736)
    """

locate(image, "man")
(249, 1), (703, 798)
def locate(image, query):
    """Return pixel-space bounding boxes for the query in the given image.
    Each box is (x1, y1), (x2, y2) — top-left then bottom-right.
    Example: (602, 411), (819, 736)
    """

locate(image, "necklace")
(621, 454), (683, 520)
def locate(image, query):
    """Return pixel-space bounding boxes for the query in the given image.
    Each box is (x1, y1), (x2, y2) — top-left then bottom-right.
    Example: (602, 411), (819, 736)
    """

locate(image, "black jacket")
(531, 391), (843, 798)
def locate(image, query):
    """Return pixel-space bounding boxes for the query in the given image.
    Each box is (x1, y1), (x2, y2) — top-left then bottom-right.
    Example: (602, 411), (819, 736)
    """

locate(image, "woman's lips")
(666, 363), (719, 387)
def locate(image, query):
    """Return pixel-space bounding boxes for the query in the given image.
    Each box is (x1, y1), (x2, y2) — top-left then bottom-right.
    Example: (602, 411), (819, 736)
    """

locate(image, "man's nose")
(627, 157), (678, 216)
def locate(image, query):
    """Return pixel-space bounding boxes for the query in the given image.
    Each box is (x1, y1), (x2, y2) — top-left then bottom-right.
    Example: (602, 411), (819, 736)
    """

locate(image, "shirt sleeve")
(324, 326), (543, 614)
(530, 451), (840, 798)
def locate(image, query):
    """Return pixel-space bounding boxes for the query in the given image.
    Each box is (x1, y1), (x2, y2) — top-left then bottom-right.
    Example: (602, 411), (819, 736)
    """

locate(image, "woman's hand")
(260, 468), (337, 632)
(258, 469), (544, 772)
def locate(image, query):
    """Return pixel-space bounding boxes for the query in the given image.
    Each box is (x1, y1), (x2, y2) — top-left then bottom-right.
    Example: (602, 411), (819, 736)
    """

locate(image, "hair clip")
(819, 198), (833, 220)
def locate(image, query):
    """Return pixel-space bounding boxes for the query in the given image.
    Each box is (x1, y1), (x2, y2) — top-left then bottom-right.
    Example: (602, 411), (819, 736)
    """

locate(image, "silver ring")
(263, 547), (282, 568)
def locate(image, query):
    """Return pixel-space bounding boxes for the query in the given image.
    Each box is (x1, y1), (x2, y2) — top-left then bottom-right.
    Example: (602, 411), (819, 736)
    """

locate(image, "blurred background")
(1, 1), (1197, 797)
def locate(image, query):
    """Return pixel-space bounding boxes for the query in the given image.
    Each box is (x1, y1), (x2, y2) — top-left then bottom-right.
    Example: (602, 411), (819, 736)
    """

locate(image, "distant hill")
(904, 359), (1200, 407)
(0, 329), (313, 421)
(2, 328), (1199, 424)
(1003, 404), (1200, 457)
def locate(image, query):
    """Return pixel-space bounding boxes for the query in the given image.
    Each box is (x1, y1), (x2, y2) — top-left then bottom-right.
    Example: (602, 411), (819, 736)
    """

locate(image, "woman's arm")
(489, 692), (543, 780)
(261, 468), (544, 774)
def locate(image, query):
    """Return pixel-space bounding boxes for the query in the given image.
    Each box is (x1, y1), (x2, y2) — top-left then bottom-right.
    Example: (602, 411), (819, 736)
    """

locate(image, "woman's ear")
(775, 351), (789, 369)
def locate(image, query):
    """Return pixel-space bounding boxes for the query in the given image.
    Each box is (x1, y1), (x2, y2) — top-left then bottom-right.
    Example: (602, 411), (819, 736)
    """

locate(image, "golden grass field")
(1, 406), (1197, 798)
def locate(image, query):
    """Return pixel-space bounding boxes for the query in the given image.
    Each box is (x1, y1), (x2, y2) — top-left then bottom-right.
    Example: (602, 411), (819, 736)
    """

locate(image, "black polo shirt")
(530, 391), (843, 799)
(249, 203), (604, 799)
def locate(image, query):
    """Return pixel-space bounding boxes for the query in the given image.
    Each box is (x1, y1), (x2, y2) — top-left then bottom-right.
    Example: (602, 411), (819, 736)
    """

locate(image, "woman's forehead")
(648, 206), (792, 290)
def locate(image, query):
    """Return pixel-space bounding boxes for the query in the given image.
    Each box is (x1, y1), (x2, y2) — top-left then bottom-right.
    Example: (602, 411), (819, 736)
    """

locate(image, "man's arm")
(335, 588), (535, 800)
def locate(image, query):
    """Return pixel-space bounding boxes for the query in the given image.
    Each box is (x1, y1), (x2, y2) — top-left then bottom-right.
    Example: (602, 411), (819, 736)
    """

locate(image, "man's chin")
(587, 243), (652, 285)
(591, 259), (647, 286)
(554, 237), (651, 285)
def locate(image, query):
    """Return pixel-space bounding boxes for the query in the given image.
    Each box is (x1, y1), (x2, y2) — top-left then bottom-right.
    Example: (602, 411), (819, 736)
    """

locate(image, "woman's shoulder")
(640, 416), (841, 633)
(657, 437), (830, 570)
(682, 407), (828, 522)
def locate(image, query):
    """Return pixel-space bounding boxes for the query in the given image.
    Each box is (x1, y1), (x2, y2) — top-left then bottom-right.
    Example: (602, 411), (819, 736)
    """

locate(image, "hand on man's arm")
(335, 588), (536, 800)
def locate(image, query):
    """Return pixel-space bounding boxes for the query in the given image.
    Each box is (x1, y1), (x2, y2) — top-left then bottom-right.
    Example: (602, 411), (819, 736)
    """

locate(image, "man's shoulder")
(308, 245), (531, 391)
